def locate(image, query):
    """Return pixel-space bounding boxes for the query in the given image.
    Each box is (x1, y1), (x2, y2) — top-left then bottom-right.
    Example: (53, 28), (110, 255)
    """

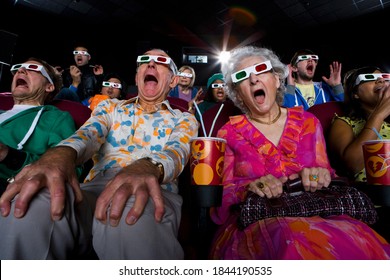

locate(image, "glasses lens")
(140, 56), (150, 62)
(254, 63), (268, 73)
(364, 74), (375, 80)
(301, 55), (308, 59)
(27, 64), (39, 70)
(156, 56), (167, 63)
(10, 64), (21, 73)
(102, 82), (110, 86)
(382, 74), (390, 79)
(235, 71), (247, 81)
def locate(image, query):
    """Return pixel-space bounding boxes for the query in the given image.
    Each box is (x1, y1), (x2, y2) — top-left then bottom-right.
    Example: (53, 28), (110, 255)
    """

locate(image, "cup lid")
(191, 136), (226, 143)
(363, 139), (390, 144)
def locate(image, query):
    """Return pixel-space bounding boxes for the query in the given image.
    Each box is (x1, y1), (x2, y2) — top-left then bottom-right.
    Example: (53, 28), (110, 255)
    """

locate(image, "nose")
(376, 77), (388, 84)
(249, 72), (259, 84)
(16, 67), (27, 74)
(147, 60), (157, 68)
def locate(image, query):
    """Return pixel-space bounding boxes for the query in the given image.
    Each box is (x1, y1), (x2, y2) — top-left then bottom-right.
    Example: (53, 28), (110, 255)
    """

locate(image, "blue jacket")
(168, 85), (198, 101)
(283, 82), (344, 110)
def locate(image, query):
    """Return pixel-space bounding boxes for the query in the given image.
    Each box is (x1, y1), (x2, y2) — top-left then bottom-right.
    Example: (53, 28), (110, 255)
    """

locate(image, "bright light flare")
(218, 51), (231, 64)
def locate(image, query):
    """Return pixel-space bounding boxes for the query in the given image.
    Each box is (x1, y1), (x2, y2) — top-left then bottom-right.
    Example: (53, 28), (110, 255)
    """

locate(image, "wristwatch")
(144, 157), (164, 183)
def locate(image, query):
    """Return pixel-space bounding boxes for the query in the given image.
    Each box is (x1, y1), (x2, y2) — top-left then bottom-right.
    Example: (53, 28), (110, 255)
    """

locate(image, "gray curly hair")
(221, 46), (288, 114)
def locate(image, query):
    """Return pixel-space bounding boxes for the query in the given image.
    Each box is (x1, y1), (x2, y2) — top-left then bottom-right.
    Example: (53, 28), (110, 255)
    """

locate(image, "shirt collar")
(124, 96), (178, 116)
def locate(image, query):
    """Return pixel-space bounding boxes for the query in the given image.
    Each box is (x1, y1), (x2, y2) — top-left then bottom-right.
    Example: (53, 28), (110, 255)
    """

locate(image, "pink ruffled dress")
(210, 107), (390, 259)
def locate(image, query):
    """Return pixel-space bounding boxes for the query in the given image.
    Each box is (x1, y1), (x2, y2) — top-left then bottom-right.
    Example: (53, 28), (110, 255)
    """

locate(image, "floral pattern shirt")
(58, 97), (199, 193)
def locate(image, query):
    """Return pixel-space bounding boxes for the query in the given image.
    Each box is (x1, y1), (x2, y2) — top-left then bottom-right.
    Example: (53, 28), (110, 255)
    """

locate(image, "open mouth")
(374, 86), (384, 93)
(254, 89), (265, 103)
(145, 74), (157, 83)
(254, 89), (265, 98)
(16, 78), (27, 87)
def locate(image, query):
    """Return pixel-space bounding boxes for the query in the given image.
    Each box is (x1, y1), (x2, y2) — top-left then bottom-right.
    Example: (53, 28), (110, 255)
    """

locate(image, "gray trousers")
(0, 169), (184, 260)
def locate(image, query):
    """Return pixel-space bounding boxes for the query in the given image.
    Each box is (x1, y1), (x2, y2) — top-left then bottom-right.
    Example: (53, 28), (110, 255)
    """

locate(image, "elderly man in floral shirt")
(0, 49), (199, 260)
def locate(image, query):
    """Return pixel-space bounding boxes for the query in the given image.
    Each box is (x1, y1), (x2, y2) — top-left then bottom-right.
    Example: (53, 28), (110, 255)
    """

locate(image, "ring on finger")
(7, 176), (15, 184)
(256, 181), (266, 190)
(309, 174), (319, 182)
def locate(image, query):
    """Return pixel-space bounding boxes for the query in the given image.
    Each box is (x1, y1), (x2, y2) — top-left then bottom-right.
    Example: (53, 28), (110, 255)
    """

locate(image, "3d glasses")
(231, 60), (272, 84)
(296, 54), (319, 64)
(177, 72), (193, 78)
(136, 55), (177, 74)
(102, 81), (122, 89)
(211, 83), (225, 88)
(73, 50), (90, 56)
(10, 63), (54, 85)
(355, 73), (390, 86)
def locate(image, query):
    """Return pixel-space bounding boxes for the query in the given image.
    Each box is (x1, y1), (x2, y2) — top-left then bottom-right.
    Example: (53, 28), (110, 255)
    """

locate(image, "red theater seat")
(50, 99), (91, 128)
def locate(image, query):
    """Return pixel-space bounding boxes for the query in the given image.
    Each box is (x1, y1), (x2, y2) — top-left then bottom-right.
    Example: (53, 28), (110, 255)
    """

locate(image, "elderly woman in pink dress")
(209, 45), (390, 259)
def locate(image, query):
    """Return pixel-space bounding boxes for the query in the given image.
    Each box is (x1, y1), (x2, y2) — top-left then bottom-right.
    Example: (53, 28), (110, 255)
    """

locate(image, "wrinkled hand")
(247, 174), (288, 198)
(296, 167), (331, 191)
(94, 159), (164, 227)
(0, 147), (80, 220)
(322, 61), (342, 87)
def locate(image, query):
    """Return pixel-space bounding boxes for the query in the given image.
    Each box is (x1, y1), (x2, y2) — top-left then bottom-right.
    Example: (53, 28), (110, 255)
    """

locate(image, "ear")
(46, 83), (55, 93)
(169, 74), (179, 89)
(291, 65), (298, 74)
(275, 74), (281, 88)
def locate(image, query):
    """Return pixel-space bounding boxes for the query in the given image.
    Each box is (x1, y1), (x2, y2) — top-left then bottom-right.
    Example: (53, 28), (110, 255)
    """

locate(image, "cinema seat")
(307, 101), (347, 177)
(50, 99), (91, 128)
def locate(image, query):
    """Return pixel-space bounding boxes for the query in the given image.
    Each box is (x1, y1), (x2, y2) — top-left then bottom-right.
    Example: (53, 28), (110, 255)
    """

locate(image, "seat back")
(167, 96), (189, 112)
(198, 101), (242, 137)
(307, 101), (346, 137)
(1, 95), (91, 129)
(50, 99), (91, 128)
(0, 93), (13, 111)
(307, 101), (347, 176)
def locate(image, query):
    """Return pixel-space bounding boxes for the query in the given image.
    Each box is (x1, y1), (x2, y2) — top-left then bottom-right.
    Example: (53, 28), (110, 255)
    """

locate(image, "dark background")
(1, 0), (390, 93)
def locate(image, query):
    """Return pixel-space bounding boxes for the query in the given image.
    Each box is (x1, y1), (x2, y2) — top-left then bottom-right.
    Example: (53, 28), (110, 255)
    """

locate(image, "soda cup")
(190, 137), (226, 207)
(362, 140), (390, 185)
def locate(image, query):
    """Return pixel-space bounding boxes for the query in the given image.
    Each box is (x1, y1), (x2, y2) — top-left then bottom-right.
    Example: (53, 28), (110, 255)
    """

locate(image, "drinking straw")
(208, 103), (225, 137)
(372, 127), (383, 139)
(193, 101), (207, 137)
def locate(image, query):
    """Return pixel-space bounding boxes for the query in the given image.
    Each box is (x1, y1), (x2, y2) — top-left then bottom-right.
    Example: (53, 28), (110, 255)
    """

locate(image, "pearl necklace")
(250, 106), (281, 125)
